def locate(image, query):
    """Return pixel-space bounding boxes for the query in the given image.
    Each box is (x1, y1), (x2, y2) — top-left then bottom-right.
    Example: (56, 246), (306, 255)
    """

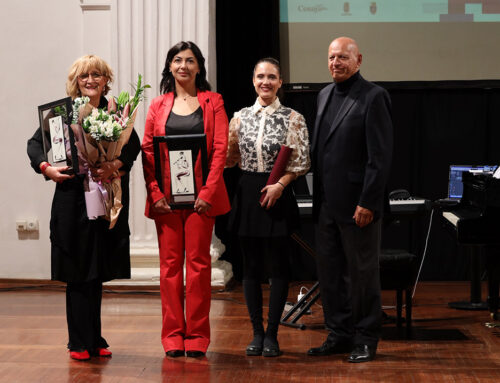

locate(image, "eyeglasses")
(78, 72), (103, 81)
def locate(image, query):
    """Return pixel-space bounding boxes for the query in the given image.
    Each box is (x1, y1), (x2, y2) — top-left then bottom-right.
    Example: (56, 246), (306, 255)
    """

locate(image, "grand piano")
(441, 172), (500, 321)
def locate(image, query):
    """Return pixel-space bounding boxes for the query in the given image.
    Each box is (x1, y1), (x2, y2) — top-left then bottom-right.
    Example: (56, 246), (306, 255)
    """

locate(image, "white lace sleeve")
(225, 112), (241, 168)
(285, 110), (310, 176)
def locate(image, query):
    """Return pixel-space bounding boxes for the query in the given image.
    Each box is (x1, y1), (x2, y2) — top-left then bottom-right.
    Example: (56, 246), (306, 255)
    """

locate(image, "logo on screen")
(370, 2), (377, 15)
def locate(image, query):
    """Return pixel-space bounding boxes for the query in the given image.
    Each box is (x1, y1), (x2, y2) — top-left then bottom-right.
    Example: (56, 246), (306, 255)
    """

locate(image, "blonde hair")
(66, 55), (114, 99)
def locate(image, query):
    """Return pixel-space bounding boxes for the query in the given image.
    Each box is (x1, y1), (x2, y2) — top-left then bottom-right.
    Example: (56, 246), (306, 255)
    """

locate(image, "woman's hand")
(152, 197), (172, 214)
(44, 165), (74, 183)
(260, 183), (284, 210)
(91, 160), (122, 183)
(194, 197), (211, 214)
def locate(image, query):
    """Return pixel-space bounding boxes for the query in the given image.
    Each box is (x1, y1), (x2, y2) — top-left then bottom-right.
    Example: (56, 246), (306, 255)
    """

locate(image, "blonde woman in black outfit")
(27, 55), (140, 361)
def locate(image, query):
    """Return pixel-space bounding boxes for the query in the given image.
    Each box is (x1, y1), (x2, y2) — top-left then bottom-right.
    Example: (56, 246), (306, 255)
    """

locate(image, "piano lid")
(461, 172), (500, 210)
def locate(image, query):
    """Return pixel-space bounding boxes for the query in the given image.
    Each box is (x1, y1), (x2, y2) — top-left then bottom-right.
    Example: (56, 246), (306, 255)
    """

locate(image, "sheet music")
(442, 211), (459, 227)
(494, 166), (500, 179)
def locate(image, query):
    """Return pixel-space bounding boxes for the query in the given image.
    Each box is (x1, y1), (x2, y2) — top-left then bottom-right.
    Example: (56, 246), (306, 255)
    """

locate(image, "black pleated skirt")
(227, 171), (299, 237)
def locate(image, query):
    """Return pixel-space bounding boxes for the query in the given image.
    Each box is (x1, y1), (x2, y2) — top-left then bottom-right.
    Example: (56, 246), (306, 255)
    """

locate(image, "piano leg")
(448, 245), (488, 310)
(486, 248), (499, 323)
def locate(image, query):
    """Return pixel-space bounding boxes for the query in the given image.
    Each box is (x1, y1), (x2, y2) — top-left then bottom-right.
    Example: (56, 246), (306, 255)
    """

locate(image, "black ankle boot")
(262, 332), (281, 357)
(246, 330), (264, 356)
(262, 278), (288, 357)
(243, 279), (264, 356)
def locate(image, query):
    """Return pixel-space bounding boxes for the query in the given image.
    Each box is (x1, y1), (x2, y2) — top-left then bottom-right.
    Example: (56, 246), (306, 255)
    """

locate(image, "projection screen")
(280, 0), (500, 82)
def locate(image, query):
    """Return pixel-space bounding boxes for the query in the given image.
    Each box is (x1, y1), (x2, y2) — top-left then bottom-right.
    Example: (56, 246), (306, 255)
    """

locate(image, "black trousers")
(315, 201), (382, 347)
(66, 279), (108, 351)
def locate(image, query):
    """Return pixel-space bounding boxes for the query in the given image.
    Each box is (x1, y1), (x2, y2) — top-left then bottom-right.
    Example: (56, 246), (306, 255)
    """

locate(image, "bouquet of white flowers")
(71, 74), (150, 228)
(83, 108), (123, 141)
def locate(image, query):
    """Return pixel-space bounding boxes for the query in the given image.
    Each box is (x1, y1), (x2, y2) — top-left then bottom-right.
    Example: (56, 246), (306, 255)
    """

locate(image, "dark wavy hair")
(253, 57), (282, 78)
(159, 41), (211, 95)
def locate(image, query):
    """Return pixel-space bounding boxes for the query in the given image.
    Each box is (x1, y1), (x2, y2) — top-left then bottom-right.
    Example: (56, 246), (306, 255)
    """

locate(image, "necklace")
(181, 93), (196, 101)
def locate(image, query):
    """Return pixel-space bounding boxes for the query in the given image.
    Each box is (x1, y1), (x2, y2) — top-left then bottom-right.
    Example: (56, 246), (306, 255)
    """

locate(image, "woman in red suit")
(142, 41), (230, 358)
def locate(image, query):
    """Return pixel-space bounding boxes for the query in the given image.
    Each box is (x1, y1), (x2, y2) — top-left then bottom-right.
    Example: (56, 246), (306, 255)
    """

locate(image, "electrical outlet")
(26, 219), (39, 231)
(16, 220), (27, 231)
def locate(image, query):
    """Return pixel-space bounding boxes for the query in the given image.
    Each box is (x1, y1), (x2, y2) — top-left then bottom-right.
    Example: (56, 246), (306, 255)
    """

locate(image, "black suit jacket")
(311, 74), (393, 224)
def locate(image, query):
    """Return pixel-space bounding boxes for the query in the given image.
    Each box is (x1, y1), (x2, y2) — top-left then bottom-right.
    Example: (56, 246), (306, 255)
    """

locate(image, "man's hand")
(353, 205), (373, 228)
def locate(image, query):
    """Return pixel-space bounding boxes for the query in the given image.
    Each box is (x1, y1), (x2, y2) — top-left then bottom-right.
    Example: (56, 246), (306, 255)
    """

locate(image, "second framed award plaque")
(153, 134), (208, 209)
(37, 97), (79, 178)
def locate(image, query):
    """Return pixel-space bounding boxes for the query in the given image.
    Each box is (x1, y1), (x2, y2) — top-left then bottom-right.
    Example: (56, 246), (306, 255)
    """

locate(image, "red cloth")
(259, 145), (292, 203)
(142, 91), (230, 218)
(155, 210), (215, 353)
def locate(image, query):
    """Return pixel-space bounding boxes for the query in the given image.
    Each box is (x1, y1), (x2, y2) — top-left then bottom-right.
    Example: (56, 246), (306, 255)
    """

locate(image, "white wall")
(0, 0), (215, 279)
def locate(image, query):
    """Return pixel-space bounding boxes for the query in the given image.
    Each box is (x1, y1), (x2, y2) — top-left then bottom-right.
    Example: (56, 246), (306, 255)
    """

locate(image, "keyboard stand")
(280, 233), (320, 329)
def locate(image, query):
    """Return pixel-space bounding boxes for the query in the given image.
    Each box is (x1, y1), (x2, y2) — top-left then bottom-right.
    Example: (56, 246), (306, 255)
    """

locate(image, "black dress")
(27, 97), (141, 283)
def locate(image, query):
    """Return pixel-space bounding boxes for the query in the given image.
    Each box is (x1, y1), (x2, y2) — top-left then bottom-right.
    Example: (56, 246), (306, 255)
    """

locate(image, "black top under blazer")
(27, 97), (141, 282)
(311, 74), (393, 224)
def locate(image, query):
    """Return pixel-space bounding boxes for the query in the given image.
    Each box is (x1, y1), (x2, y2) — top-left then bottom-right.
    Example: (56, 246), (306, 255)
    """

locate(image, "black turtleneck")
(334, 70), (360, 95)
(316, 71), (361, 196)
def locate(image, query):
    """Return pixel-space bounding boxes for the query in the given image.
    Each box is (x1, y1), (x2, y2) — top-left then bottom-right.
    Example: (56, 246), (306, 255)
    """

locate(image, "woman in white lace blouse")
(226, 58), (310, 357)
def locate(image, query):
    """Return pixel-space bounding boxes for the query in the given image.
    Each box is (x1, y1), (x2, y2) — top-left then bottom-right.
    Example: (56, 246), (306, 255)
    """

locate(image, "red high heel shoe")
(69, 350), (90, 361)
(94, 348), (112, 357)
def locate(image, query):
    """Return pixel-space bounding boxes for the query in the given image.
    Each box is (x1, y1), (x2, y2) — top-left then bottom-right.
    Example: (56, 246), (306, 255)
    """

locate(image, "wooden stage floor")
(0, 281), (499, 382)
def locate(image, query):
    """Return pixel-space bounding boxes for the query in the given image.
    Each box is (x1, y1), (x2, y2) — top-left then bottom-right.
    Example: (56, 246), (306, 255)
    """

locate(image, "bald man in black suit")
(307, 37), (393, 363)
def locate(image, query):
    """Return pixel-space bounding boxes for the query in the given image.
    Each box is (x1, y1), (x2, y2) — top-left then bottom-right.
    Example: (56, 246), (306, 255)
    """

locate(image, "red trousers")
(155, 210), (214, 353)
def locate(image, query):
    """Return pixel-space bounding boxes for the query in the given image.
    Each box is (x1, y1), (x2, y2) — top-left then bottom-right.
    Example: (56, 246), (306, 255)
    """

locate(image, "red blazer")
(142, 90), (230, 219)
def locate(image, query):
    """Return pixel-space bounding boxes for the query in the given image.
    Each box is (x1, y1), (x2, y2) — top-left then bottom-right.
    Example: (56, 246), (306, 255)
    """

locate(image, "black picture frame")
(153, 134), (208, 209)
(38, 97), (78, 178)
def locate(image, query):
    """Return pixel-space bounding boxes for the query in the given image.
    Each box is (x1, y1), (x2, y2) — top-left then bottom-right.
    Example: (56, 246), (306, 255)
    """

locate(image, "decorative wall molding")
(79, 0), (111, 11)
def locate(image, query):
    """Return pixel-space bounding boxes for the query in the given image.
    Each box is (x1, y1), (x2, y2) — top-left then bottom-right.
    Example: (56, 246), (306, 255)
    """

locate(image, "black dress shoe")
(262, 344), (281, 357)
(348, 344), (376, 363)
(246, 334), (264, 356)
(246, 343), (263, 356)
(166, 350), (184, 358)
(262, 335), (281, 357)
(307, 340), (352, 356)
(186, 350), (205, 358)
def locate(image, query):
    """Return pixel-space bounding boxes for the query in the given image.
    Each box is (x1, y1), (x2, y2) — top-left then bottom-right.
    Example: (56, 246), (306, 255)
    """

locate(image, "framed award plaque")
(38, 97), (78, 178)
(153, 134), (208, 209)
